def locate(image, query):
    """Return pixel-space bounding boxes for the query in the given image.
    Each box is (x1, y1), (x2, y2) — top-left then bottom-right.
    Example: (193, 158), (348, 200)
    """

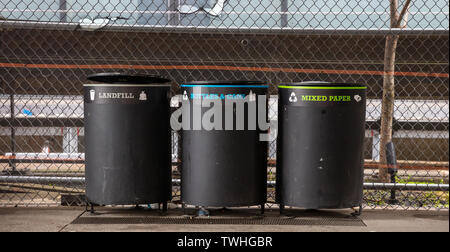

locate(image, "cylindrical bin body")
(181, 81), (268, 207)
(84, 73), (172, 205)
(276, 82), (366, 209)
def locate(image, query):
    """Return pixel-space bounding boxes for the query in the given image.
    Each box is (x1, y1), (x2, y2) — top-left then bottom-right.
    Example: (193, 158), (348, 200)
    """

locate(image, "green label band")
(279, 85), (367, 90)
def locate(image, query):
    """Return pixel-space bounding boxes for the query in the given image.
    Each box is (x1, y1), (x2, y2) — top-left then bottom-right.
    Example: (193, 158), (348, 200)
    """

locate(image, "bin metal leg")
(182, 203), (187, 215)
(85, 200), (95, 214)
(351, 205), (363, 217)
(197, 206), (209, 216)
(279, 204), (285, 215)
(162, 202), (168, 213)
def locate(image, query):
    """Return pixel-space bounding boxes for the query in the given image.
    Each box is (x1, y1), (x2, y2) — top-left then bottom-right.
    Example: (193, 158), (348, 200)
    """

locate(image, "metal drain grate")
(71, 216), (366, 227)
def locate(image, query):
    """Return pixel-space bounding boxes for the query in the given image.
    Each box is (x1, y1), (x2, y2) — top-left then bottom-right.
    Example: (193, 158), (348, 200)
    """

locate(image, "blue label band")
(181, 85), (269, 88)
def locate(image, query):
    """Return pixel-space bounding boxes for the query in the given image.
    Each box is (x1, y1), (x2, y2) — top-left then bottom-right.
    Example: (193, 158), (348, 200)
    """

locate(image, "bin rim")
(183, 80), (267, 88)
(279, 81), (366, 89)
(86, 72), (171, 84)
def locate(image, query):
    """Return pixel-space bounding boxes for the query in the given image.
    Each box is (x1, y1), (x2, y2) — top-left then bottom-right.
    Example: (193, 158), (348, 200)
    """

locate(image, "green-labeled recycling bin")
(276, 82), (366, 212)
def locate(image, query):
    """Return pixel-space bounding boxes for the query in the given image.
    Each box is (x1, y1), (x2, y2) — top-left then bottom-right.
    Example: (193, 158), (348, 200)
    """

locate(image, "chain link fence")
(0, 0), (448, 210)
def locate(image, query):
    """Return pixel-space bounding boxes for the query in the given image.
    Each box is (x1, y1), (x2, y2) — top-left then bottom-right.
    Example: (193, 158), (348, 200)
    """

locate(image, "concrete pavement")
(0, 207), (448, 232)
(0, 207), (83, 232)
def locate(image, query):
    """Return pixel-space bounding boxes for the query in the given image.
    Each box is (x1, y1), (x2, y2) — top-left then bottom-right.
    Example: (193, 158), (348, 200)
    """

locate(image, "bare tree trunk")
(378, 0), (411, 182)
(379, 34), (399, 182)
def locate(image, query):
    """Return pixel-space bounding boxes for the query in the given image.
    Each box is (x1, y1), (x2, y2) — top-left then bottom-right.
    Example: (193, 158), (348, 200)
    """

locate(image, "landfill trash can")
(84, 73), (172, 210)
(276, 82), (366, 213)
(180, 81), (268, 214)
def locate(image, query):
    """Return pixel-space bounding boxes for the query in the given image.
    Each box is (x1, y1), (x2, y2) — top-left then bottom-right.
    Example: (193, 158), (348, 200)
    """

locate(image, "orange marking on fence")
(0, 155), (83, 162)
(364, 163), (449, 171)
(0, 62), (448, 78)
(267, 159), (449, 171)
(1, 156), (448, 170)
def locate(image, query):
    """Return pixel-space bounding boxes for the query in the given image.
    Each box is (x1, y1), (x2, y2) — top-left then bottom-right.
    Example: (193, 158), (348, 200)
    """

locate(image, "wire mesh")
(0, 0), (448, 209)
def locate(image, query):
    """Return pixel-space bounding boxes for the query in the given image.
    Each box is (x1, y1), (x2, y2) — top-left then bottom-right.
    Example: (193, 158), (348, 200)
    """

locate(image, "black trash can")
(84, 73), (172, 208)
(276, 82), (366, 211)
(180, 81), (268, 212)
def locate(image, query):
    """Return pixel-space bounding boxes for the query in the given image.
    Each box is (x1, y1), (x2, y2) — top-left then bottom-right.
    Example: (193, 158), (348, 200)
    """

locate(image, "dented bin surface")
(181, 81), (268, 207)
(276, 82), (366, 209)
(84, 73), (172, 205)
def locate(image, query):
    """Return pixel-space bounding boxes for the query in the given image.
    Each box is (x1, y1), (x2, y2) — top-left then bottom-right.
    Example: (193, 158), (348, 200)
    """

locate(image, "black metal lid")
(281, 81), (366, 87)
(87, 73), (171, 84)
(185, 80), (266, 86)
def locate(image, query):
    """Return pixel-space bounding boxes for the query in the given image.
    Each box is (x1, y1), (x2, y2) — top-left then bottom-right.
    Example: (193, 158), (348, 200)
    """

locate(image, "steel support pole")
(281, 0), (288, 28)
(59, 0), (67, 23)
(9, 94), (16, 173)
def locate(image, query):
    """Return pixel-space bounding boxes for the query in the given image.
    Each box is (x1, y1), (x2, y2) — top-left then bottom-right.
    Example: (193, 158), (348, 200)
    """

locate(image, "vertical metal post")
(59, 0), (67, 23)
(168, 0), (180, 26)
(280, 0), (288, 27)
(372, 131), (381, 161)
(63, 127), (78, 153)
(9, 94), (16, 173)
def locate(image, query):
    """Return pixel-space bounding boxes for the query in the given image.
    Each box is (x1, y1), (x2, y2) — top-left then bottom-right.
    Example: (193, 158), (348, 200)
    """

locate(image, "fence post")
(168, 0), (180, 26)
(281, 0), (288, 27)
(9, 94), (17, 173)
(59, 0), (67, 23)
(63, 127), (78, 153)
(372, 130), (380, 161)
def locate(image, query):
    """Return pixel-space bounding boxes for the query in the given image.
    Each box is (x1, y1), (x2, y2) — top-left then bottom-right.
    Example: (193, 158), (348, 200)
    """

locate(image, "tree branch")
(395, 0), (412, 27)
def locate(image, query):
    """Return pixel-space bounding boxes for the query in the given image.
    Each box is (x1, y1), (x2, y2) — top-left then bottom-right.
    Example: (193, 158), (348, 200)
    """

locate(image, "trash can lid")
(279, 81), (366, 88)
(87, 73), (170, 84)
(183, 80), (267, 87)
